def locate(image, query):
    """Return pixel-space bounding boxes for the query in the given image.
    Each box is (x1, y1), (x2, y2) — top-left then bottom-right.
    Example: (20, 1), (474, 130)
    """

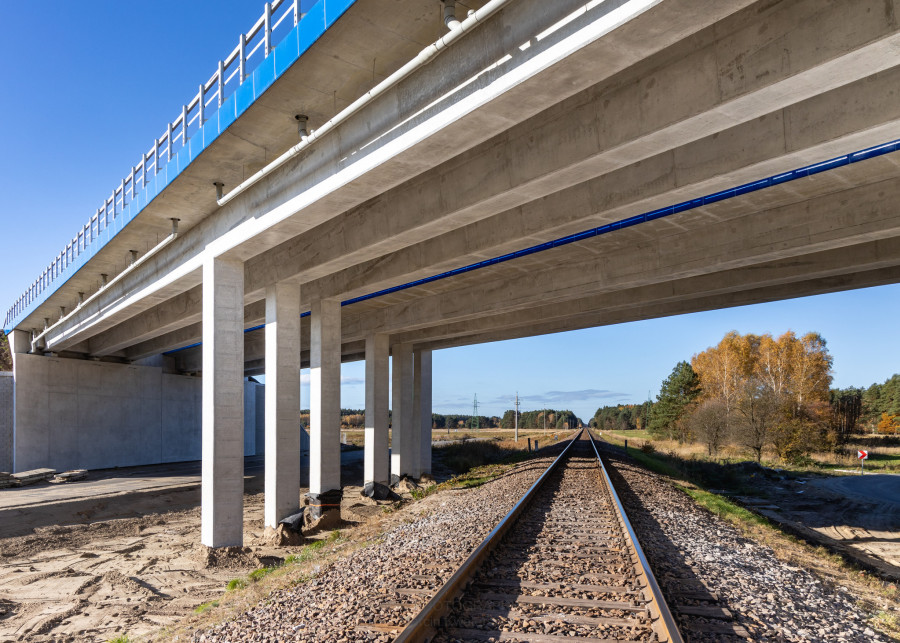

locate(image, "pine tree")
(0, 331), (11, 371)
(649, 361), (701, 438)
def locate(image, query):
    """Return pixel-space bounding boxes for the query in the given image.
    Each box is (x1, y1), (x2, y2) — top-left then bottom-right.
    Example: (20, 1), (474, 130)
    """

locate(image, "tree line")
(307, 410), (506, 430)
(830, 374), (900, 437)
(0, 331), (10, 371)
(591, 402), (652, 432)
(319, 408), (582, 431)
(591, 330), (900, 463)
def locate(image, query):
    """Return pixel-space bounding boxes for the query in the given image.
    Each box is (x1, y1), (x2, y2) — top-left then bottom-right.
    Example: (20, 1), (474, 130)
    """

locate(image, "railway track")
(394, 430), (682, 643)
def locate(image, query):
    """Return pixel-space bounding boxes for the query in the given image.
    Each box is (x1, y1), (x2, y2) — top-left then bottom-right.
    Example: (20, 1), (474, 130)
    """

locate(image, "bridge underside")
(6, 0), (900, 546)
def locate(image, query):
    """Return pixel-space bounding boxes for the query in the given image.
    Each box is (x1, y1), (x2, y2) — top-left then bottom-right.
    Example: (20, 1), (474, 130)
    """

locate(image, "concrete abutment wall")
(0, 372), (12, 472)
(10, 354), (262, 473)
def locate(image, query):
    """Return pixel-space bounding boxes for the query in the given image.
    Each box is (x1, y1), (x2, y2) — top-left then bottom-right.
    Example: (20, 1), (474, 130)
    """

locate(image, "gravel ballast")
(192, 453), (562, 642)
(191, 443), (895, 642)
(603, 449), (892, 643)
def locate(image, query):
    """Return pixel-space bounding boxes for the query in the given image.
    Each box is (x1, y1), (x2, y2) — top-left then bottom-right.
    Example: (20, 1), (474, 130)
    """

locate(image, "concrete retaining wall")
(0, 372), (13, 472)
(11, 354), (262, 472)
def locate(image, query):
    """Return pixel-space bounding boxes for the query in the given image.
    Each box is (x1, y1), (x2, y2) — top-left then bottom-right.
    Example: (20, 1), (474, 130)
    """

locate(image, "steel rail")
(586, 429), (684, 643)
(393, 429), (584, 643)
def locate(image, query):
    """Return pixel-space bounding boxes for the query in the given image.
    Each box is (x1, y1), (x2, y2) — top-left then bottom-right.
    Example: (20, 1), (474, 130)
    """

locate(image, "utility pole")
(473, 394), (480, 430)
(514, 392), (520, 442)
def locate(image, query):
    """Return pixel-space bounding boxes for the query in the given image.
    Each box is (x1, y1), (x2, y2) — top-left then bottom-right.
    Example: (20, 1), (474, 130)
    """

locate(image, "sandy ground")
(0, 453), (367, 643)
(740, 472), (900, 580)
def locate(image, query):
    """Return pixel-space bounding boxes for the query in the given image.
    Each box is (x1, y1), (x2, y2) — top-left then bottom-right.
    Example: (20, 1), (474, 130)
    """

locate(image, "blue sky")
(2, 2), (898, 422)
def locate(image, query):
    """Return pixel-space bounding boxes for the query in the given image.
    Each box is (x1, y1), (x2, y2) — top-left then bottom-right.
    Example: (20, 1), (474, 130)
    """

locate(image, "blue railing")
(4, 0), (355, 332)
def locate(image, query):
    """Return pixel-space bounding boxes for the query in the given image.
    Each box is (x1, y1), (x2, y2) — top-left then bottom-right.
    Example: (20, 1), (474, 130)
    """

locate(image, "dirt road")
(747, 471), (900, 580)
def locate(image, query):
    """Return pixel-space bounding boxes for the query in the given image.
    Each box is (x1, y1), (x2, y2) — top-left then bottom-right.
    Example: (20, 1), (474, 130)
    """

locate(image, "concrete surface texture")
(5, 0), (900, 542)
(0, 373), (12, 472)
(9, 353), (262, 473)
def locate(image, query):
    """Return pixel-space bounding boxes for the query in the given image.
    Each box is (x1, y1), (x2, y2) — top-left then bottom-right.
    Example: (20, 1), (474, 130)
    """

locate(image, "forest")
(332, 408), (580, 431)
(590, 330), (900, 462)
(0, 331), (10, 371)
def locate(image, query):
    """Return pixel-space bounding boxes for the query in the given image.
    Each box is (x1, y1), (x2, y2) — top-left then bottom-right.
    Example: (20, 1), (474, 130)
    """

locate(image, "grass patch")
(679, 485), (771, 529)
(226, 577), (248, 592)
(454, 475), (494, 489)
(874, 610), (900, 636)
(192, 600), (219, 615)
(282, 529), (343, 566)
(108, 636), (132, 643)
(247, 567), (275, 582)
(410, 483), (438, 500)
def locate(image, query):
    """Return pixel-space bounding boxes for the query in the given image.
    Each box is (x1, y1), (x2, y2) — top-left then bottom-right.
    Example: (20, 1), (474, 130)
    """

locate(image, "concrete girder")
(412, 263), (900, 354)
(391, 236), (900, 349)
(126, 166), (900, 369)
(72, 86), (900, 362)
(302, 66), (900, 304)
(41, 0), (865, 354)
(120, 299), (265, 361)
(336, 175), (900, 340)
(13, 0), (488, 335)
(172, 186), (900, 371)
(83, 285), (203, 357)
(44, 0), (714, 352)
(243, 0), (900, 302)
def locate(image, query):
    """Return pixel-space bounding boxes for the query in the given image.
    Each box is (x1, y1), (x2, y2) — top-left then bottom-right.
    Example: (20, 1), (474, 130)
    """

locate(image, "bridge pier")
(390, 343), (415, 481)
(200, 257), (245, 548)
(309, 299), (341, 496)
(364, 333), (389, 485)
(416, 349), (432, 477)
(263, 282), (302, 529)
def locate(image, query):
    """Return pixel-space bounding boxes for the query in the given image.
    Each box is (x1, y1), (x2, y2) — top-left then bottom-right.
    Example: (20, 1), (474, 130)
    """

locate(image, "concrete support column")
(309, 299), (341, 495)
(8, 330), (30, 372)
(417, 349), (433, 476)
(201, 257), (245, 548)
(390, 343), (415, 481)
(364, 333), (389, 485)
(411, 350), (424, 477)
(264, 282), (301, 529)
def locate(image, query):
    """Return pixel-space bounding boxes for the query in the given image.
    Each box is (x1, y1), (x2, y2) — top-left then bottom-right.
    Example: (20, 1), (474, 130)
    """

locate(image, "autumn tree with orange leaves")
(690, 331), (833, 462)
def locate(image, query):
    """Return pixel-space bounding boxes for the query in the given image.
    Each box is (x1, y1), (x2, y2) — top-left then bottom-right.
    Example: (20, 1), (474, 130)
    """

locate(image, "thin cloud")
(488, 389), (629, 406)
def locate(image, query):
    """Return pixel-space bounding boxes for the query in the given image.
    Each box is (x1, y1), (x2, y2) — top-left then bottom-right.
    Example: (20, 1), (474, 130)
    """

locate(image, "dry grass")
(337, 429), (564, 449)
(434, 433), (564, 475)
(603, 430), (900, 473)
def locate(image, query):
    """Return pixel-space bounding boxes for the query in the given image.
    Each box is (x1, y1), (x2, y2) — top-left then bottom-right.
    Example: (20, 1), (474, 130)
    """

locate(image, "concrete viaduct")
(4, 0), (900, 546)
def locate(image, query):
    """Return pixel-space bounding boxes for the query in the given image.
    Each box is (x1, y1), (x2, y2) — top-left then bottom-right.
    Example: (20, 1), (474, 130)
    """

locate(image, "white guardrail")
(4, 0), (305, 330)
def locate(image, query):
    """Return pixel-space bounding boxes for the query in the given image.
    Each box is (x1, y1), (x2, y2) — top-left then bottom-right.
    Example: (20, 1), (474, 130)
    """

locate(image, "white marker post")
(858, 450), (868, 475)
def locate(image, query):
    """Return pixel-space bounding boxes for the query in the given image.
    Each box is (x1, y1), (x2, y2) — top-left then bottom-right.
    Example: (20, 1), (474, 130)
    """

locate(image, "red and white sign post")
(858, 450), (868, 475)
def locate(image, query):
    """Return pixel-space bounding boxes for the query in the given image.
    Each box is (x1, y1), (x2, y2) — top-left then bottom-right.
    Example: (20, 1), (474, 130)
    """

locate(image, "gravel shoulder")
(188, 454), (563, 642)
(602, 447), (899, 642)
(184, 440), (900, 642)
